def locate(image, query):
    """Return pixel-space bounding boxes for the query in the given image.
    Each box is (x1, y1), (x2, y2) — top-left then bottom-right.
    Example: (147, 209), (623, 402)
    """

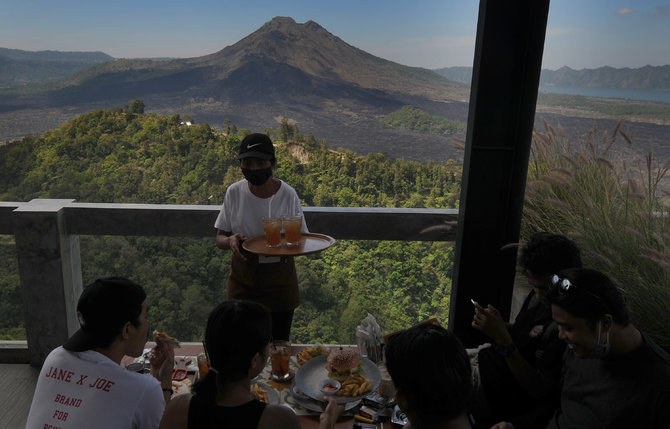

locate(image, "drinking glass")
(197, 353), (209, 378)
(262, 217), (282, 247)
(282, 215), (302, 247)
(270, 340), (292, 381)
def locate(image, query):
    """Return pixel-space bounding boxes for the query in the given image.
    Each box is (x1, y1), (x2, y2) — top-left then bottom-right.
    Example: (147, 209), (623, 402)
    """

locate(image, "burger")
(325, 347), (362, 381)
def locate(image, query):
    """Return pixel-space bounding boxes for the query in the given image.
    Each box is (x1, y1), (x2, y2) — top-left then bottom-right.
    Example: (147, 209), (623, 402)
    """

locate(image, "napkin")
(356, 313), (383, 363)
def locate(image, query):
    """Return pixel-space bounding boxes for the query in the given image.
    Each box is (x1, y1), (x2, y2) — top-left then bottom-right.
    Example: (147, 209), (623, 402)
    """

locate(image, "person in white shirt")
(215, 133), (308, 341)
(25, 277), (174, 429)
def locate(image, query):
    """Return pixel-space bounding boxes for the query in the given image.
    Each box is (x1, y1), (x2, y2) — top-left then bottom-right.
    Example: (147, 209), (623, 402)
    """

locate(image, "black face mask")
(242, 167), (272, 186)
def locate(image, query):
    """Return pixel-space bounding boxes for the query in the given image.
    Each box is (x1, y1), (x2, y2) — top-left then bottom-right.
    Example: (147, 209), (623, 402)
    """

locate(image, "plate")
(243, 233), (335, 256)
(255, 382), (280, 405)
(289, 383), (361, 413)
(294, 354), (381, 404)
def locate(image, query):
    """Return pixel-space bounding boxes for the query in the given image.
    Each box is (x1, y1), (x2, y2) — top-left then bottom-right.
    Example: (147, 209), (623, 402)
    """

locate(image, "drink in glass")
(262, 217), (282, 247)
(270, 341), (291, 381)
(283, 215), (302, 247)
(197, 353), (209, 378)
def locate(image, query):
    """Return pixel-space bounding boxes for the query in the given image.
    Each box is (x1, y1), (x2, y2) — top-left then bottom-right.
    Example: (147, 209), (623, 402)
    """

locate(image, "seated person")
(385, 323), (473, 429)
(543, 268), (670, 428)
(25, 277), (175, 429)
(159, 299), (341, 429)
(470, 233), (581, 428)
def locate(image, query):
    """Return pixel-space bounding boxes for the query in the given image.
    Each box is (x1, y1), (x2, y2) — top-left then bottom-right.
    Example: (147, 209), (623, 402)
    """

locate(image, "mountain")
(0, 48), (113, 88)
(540, 65), (670, 90)
(0, 17), (469, 161)
(434, 65), (670, 90)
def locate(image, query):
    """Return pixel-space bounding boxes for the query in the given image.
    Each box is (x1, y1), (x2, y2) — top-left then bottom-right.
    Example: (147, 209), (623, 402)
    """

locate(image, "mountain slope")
(0, 48), (113, 88)
(0, 17), (469, 160)
(434, 65), (670, 90)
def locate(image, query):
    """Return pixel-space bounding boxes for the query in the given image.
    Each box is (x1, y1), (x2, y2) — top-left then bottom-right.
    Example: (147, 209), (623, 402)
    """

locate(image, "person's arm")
(159, 393), (190, 429)
(472, 303), (555, 399)
(150, 340), (175, 404)
(216, 229), (247, 260)
(319, 396), (344, 429)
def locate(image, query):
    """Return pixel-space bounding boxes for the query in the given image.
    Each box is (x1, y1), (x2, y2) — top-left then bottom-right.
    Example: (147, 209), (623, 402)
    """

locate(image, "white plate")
(289, 383), (361, 413)
(294, 354), (381, 404)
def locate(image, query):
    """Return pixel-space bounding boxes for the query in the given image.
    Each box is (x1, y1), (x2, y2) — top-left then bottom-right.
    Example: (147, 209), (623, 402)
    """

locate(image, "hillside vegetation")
(384, 106), (467, 136)
(0, 101), (461, 343)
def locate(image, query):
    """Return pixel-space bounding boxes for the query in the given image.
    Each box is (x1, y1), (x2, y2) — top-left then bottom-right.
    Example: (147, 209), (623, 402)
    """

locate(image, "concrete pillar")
(13, 199), (82, 366)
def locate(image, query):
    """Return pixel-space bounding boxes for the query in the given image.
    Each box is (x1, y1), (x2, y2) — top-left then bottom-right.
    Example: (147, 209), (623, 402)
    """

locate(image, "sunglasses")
(550, 274), (605, 303)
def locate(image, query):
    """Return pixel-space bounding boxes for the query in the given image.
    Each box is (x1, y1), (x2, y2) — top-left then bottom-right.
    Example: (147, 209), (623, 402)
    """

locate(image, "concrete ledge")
(0, 341), (29, 364)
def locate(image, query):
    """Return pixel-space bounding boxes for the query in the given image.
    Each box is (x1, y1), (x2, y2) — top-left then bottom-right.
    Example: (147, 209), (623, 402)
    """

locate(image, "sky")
(1, 0), (669, 70)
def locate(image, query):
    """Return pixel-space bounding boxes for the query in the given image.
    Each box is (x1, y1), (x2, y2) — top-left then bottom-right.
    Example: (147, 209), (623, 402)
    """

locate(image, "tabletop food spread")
(127, 344), (395, 425)
(125, 314), (406, 427)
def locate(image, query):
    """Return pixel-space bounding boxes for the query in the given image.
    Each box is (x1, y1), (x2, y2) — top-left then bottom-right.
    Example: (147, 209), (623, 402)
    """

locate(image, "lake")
(539, 85), (670, 104)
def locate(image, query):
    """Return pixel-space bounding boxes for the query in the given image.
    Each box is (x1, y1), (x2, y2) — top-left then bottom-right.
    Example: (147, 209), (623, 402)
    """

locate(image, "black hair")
(93, 277), (146, 349)
(192, 300), (272, 402)
(519, 232), (582, 277)
(546, 268), (630, 328)
(385, 324), (471, 428)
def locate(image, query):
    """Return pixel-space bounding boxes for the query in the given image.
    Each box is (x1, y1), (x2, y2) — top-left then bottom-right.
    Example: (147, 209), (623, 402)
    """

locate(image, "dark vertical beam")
(449, 0), (550, 345)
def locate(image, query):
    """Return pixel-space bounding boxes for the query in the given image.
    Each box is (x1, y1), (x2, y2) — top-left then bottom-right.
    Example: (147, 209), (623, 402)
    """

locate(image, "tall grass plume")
(522, 119), (670, 350)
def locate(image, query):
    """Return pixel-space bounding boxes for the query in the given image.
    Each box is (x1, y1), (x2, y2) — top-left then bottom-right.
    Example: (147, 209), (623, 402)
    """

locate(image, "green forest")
(384, 105), (467, 136)
(0, 100), (462, 344)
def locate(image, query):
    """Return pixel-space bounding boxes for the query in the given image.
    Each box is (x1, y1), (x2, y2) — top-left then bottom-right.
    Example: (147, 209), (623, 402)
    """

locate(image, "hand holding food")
(150, 330), (178, 382)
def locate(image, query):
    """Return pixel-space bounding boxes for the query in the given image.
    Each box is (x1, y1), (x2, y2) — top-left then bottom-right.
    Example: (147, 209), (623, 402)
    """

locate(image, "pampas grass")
(522, 119), (670, 351)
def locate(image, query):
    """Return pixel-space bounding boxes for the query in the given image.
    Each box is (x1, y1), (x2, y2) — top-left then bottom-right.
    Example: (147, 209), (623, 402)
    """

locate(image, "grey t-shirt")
(547, 331), (670, 429)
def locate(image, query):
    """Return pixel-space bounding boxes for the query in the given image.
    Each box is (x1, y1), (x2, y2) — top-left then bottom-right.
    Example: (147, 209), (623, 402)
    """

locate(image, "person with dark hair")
(470, 233), (582, 429)
(159, 299), (341, 429)
(215, 133), (308, 341)
(542, 268), (670, 428)
(385, 323), (472, 429)
(25, 277), (175, 429)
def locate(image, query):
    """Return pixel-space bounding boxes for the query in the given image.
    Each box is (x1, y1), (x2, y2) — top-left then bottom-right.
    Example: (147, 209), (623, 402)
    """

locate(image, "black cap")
(238, 133), (275, 161)
(64, 277), (146, 352)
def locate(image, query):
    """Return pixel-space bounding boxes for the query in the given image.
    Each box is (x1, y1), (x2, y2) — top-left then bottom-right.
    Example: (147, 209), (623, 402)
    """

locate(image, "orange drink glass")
(270, 341), (291, 381)
(262, 217), (282, 247)
(197, 353), (209, 378)
(282, 215), (302, 247)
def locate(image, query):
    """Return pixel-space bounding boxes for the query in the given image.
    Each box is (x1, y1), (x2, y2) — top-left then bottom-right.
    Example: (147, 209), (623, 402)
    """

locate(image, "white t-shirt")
(214, 179), (308, 237)
(25, 347), (164, 429)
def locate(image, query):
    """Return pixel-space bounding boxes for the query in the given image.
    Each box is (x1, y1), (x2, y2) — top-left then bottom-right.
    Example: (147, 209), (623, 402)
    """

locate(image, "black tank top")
(188, 395), (267, 429)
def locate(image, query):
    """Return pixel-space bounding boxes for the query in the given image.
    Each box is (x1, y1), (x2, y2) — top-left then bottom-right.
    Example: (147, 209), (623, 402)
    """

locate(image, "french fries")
(250, 383), (269, 403)
(297, 345), (329, 366)
(336, 374), (371, 397)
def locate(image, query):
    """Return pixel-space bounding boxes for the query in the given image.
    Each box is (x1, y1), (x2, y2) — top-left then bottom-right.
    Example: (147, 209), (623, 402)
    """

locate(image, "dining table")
(124, 342), (403, 429)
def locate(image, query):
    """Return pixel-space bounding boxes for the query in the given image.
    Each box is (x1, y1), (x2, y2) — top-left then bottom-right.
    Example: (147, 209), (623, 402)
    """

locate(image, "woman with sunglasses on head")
(159, 300), (341, 429)
(536, 268), (670, 429)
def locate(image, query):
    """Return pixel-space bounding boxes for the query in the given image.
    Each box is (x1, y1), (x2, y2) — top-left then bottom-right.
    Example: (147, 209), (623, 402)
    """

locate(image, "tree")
(127, 99), (145, 115)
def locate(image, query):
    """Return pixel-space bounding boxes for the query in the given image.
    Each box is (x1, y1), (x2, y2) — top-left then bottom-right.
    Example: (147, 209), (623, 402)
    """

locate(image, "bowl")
(318, 379), (341, 395)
